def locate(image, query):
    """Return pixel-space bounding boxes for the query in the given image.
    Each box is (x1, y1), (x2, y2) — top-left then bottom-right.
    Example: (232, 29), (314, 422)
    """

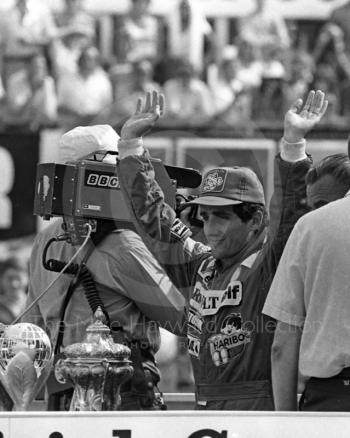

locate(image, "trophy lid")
(86, 307), (111, 336)
(63, 307), (131, 362)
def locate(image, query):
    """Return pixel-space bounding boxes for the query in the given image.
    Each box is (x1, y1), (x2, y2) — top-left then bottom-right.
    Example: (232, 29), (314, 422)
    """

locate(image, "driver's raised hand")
(283, 89), (328, 143)
(120, 90), (165, 141)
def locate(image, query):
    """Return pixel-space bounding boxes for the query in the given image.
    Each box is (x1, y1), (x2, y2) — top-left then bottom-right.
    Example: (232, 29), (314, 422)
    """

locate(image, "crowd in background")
(0, 0), (350, 132)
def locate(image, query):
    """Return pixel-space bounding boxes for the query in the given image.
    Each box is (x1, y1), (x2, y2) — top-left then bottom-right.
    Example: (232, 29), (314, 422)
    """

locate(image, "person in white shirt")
(263, 144), (350, 411)
(4, 53), (57, 129)
(162, 59), (214, 126)
(167, 0), (214, 73)
(57, 46), (113, 130)
(263, 193), (350, 411)
(0, 0), (57, 57)
(121, 0), (159, 63)
(238, 0), (290, 53)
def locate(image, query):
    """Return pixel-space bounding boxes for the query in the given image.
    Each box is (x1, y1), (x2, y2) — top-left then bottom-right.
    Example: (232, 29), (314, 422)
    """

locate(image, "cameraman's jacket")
(24, 225), (187, 384)
(118, 151), (312, 407)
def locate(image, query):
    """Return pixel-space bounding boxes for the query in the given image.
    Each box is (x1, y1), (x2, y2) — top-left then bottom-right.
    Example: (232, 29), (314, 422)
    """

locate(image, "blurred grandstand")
(0, 0), (349, 129)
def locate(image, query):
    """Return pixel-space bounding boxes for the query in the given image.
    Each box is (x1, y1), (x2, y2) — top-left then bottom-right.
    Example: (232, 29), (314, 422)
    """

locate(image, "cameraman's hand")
(283, 90), (328, 143)
(121, 90), (165, 140)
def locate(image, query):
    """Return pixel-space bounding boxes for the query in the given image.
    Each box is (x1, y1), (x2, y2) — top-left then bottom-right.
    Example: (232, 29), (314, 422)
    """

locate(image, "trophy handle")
(54, 359), (68, 384)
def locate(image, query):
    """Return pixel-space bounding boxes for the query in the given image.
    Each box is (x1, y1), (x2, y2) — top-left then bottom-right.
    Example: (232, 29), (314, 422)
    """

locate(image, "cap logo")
(202, 169), (227, 193)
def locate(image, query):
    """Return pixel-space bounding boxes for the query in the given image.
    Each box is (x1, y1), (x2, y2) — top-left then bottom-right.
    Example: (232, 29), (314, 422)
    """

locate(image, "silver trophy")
(55, 307), (133, 411)
(0, 323), (53, 411)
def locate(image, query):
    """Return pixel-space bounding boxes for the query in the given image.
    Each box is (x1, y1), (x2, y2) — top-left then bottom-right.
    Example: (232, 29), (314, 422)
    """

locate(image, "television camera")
(34, 150), (202, 245)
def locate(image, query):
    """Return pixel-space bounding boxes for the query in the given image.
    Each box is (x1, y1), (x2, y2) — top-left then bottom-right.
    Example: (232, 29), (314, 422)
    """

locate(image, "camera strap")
(47, 239), (105, 397)
(53, 221), (121, 355)
(54, 241), (96, 355)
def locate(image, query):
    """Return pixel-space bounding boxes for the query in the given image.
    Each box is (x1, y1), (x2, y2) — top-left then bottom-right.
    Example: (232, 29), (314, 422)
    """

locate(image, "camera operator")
(117, 89), (328, 410)
(22, 124), (187, 411)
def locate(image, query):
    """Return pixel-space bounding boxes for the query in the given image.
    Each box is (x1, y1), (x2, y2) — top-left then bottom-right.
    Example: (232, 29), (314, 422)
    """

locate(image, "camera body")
(34, 153), (178, 244)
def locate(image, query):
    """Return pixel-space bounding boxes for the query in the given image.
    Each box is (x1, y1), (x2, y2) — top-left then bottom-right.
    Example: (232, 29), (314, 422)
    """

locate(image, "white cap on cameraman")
(58, 125), (120, 164)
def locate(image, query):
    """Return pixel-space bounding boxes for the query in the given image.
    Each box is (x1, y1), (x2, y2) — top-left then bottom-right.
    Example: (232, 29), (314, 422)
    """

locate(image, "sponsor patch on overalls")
(201, 281), (242, 316)
(188, 309), (203, 333)
(208, 313), (251, 366)
(188, 334), (201, 357)
(170, 218), (191, 242)
(197, 258), (216, 283)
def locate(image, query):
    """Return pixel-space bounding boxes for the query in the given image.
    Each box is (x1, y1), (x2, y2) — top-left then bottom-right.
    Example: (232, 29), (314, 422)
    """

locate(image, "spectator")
(50, 26), (94, 79)
(238, 0), (290, 54)
(57, 45), (113, 130)
(330, 0), (350, 57)
(312, 23), (350, 121)
(236, 31), (286, 123)
(103, 59), (161, 126)
(285, 49), (314, 111)
(162, 59), (214, 126)
(305, 153), (350, 211)
(207, 48), (243, 114)
(167, 0), (215, 73)
(50, 0), (95, 80)
(3, 53), (57, 130)
(130, 59), (160, 94)
(235, 38), (263, 91)
(253, 42), (286, 122)
(313, 23), (346, 68)
(0, 0), (57, 57)
(207, 49), (253, 129)
(312, 64), (342, 124)
(261, 43), (285, 81)
(54, 0), (95, 41)
(117, 0), (160, 64)
(221, 38), (263, 124)
(0, 256), (28, 325)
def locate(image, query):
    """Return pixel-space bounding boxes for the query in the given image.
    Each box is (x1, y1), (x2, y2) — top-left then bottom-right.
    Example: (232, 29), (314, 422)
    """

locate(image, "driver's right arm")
(117, 143), (209, 295)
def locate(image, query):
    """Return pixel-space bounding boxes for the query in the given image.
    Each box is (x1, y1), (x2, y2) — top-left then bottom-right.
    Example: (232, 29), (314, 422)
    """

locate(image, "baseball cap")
(186, 166), (265, 207)
(58, 125), (120, 164)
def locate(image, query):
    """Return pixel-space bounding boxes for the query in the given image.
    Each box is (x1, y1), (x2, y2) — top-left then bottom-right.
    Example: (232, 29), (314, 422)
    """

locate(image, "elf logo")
(85, 171), (120, 189)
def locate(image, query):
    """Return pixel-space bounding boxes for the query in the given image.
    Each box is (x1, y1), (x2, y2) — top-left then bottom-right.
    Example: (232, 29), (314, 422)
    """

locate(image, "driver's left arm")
(268, 90), (328, 268)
